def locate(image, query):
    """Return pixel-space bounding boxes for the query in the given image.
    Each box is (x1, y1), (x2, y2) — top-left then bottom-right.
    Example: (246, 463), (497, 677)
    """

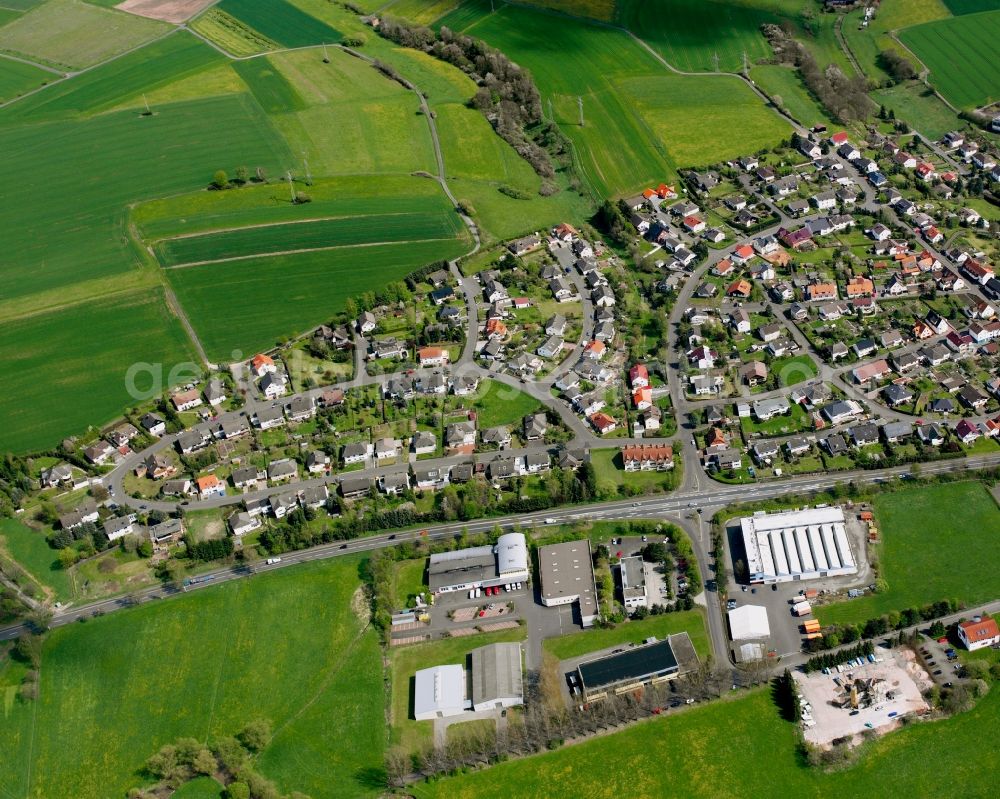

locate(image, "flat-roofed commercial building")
(413, 664), (469, 720)
(578, 637), (683, 701)
(740, 506), (857, 584)
(428, 533), (530, 594)
(618, 555), (647, 611)
(538, 539), (598, 627)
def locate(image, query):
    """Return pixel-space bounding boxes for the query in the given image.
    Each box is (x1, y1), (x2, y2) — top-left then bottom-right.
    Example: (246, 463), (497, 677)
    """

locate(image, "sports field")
(0, 556), (384, 799)
(0, 0), (170, 70)
(217, 0), (341, 47)
(899, 10), (1000, 109)
(818, 481), (1000, 626)
(0, 288), (197, 453)
(412, 687), (1000, 798)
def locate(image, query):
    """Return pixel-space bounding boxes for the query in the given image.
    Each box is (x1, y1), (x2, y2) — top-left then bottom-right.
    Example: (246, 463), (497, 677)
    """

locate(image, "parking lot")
(794, 647), (931, 746)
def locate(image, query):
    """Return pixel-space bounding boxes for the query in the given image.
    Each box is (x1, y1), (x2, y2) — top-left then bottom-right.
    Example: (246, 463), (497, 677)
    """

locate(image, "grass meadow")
(818, 481), (1000, 626)
(468, 379), (543, 428)
(871, 81), (962, 140)
(0, 0), (169, 70)
(0, 556), (384, 799)
(0, 289), (196, 453)
(412, 687), (1000, 799)
(750, 64), (835, 129)
(0, 518), (73, 601)
(543, 609), (709, 660)
(899, 10), (1000, 109)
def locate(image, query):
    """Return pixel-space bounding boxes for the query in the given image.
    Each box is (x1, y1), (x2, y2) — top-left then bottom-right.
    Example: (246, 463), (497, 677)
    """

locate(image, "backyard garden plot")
(899, 10), (1000, 109)
(818, 481), (1000, 626)
(0, 31), (227, 119)
(0, 288), (196, 453)
(412, 688), (1000, 799)
(155, 211), (465, 266)
(0, 54), (51, 101)
(217, 0), (341, 47)
(0, 0), (170, 70)
(166, 238), (469, 360)
(0, 556), (384, 799)
(618, 0), (782, 73)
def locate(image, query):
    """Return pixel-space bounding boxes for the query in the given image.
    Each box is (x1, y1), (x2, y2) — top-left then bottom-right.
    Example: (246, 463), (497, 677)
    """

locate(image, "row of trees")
(762, 23), (874, 123)
(375, 17), (564, 184)
(805, 598), (962, 653)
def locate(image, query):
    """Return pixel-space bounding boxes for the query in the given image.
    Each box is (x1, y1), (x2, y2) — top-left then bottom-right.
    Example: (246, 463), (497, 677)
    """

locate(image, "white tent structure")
(728, 605), (771, 641)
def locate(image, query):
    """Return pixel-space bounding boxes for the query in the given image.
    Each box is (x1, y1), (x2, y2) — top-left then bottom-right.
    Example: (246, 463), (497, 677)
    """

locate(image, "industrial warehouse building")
(428, 532), (530, 594)
(577, 636), (692, 700)
(538, 539), (599, 627)
(413, 643), (524, 720)
(740, 506), (857, 584)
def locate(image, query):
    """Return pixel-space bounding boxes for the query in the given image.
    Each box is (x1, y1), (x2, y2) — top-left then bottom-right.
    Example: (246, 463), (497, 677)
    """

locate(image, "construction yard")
(794, 648), (932, 747)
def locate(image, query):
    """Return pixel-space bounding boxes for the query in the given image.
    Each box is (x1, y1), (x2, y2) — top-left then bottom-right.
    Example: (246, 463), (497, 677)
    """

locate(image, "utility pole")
(578, 95), (584, 127)
(322, 42), (330, 63)
(742, 50), (749, 76)
(302, 151), (312, 185)
(712, 51), (719, 72)
(142, 93), (151, 115)
(547, 97), (554, 123)
(286, 171), (295, 202)
(490, 0), (495, 12)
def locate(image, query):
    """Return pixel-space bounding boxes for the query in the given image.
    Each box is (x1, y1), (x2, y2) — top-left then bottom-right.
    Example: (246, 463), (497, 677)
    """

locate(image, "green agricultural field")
(469, 379), (543, 428)
(618, 0), (781, 73)
(267, 48), (437, 176)
(750, 64), (834, 129)
(434, 0), (493, 31)
(155, 211), (463, 266)
(0, 289), (196, 453)
(818, 481), (1000, 626)
(544, 609), (709, 660)
(0, 92), (289, 300)
(167, 239), (468, 360)
(0, 30), (227, 119)
(0, 518), (73, 601)
(189, 7), (278, 57)
(0, 556), (383, 799)
(0, 54), (51, 101)
(942, 0), (997, 14)
(217, 0), (341, 47)
(385, 0), (461, 25)
(232, 57), (305, 113)
(899, 10), (1000, 109)
(0, 0), (169, 70)
(413, 687), (1000, 799)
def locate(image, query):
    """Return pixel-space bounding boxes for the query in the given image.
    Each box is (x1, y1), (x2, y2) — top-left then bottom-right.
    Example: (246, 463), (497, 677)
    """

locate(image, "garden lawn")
(389, 626), (526, 754)
(0, 288), (196, 453)
(544, 609), (709, 660)
(591, 448), (679, 492)
(166, 238), (468, 360)
(0, 0), (169, 70)
(0, 55), (51, 101)
(468, 380), (543, 428)
(0, 556), (384, 799)
(391, 558), (427, 608)
(411, 686), (1000, 799)
(771, 354), (818, 386)
(818, 481), (1000, 626)
(0, 518), (72, 601)
(899, 10), (1000, 109)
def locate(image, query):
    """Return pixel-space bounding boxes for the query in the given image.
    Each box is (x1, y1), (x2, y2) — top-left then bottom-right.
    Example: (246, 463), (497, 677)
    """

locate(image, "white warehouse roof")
(741, 506), (857, 584)
(413, 664), (468, 720)
(496, 532), (528, 576)
(728, 605), (770, 641)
